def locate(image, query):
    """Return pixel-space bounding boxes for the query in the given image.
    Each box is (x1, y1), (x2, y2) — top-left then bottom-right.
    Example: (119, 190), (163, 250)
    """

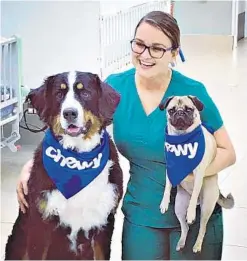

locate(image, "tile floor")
(1, 38), (247, 260)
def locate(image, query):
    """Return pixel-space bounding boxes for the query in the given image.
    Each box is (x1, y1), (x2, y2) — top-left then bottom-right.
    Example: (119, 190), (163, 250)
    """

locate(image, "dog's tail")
(217, 193), (234, 209)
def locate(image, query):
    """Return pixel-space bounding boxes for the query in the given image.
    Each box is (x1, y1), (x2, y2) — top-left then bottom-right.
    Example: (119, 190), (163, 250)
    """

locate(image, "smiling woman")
(104, 11), (235, 260)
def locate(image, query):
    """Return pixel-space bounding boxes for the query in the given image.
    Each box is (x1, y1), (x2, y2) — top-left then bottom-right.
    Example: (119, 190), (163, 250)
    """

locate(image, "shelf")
(0, 114), (18, 127)
(0, 98), (18, 110)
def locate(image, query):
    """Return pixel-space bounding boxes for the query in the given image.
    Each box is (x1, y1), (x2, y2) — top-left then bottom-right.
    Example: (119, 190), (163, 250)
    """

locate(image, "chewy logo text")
(45, 146), (102, 170)
(165, 142), (198, 159)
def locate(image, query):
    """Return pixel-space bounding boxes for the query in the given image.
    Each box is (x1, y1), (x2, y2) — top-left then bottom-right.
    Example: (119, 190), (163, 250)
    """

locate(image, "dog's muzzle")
(63, 108), (78, 122)
(170, 110), (193, 130)
(62, 107), (91, 137)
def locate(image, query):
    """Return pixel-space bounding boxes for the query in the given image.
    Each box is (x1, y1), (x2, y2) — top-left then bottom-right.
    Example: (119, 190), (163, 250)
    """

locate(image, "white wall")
(241, 0), (247, 37)
(174, 1), (232, 35)
(100, 0), (149, 15)
(236, 0), (246, 39)
(238, 0), (246, 13)
(1, 1), (102, 90)
(246, 3), (247, 37)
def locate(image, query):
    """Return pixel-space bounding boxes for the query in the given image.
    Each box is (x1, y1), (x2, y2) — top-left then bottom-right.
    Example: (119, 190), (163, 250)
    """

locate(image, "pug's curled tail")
(217, 193), (234, 209)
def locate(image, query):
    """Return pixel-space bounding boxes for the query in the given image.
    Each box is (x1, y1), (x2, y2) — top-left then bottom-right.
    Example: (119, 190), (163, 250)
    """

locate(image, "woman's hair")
(134, 11), (180, 49)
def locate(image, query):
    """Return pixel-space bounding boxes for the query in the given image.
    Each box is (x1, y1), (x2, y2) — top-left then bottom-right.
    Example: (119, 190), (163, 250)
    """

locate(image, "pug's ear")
(188, 95), (204, 111)
(159, 96), (174, 111)
(96, 76), (121, 125)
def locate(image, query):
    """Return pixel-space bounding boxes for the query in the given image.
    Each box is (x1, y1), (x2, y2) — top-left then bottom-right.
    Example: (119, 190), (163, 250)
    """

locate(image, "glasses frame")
(130, 39), (175, 59)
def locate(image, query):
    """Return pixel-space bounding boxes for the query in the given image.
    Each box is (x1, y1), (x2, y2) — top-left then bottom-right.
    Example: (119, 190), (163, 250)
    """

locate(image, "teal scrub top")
(105, 68), (223, 228)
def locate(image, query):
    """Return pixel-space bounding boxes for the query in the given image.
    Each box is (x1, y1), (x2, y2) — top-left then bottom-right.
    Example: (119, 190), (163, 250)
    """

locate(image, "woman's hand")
(16, 159), (33, 213)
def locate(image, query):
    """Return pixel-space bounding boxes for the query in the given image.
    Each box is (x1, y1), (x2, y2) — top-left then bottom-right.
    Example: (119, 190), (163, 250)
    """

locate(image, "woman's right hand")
(16, 159), (33, 213)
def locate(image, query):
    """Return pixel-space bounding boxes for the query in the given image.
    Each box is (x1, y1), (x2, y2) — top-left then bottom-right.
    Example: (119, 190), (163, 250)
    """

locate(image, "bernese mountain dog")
(5, 71), (123, 260)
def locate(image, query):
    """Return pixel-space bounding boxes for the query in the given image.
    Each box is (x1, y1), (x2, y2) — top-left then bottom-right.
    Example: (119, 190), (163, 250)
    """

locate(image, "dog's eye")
(168, 107), (175, 114)
(56, 91), (64, 100)
(81, 91), (91, 100)
(185, 106), (193, 112)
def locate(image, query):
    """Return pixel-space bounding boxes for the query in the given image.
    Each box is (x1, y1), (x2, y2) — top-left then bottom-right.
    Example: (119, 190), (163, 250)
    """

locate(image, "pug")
(159, 95), (234, 253)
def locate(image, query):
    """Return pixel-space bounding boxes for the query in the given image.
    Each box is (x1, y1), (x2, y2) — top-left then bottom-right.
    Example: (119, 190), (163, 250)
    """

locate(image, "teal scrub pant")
(122, 207), (223, 260)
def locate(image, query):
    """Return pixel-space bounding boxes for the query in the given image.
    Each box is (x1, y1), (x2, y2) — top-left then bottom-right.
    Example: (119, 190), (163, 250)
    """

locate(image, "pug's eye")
(168, 107), (176, 114)
(185, 106), (193, 112)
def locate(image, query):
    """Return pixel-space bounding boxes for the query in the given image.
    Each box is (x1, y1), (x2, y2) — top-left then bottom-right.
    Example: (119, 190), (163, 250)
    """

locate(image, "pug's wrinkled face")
(160, 95), (204, 131)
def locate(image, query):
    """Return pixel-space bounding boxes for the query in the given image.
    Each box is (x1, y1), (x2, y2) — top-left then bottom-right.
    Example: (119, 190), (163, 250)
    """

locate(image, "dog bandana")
(43, 129), (110, 199)
(165, 124), (209, 187)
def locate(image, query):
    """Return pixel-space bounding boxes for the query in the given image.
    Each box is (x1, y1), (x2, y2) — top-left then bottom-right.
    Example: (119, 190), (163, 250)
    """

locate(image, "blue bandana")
(42, 129), (110, 199)
(165, 124), (208, 187)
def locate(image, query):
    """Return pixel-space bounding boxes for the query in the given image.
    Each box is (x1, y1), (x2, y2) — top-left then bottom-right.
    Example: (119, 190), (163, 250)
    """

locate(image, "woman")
(17, 11), (236, 260)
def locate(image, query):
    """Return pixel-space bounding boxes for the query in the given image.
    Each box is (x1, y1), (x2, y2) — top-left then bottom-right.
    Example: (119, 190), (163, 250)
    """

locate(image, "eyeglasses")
(130, 39), (174, 59)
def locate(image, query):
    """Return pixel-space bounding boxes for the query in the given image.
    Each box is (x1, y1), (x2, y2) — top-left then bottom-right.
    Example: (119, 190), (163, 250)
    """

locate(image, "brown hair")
(134, 11), (180, 49)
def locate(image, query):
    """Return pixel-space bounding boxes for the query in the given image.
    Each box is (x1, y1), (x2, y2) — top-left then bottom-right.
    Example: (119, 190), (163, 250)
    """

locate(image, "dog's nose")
(177, 110), (185, 116)
(63, 108), (78, 121)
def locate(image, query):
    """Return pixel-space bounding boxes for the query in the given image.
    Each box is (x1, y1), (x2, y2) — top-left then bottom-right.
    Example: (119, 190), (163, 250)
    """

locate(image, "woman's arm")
(205, 126), (236, 176)
(194, 83), (236, 176)
(16, 158), (33, 213)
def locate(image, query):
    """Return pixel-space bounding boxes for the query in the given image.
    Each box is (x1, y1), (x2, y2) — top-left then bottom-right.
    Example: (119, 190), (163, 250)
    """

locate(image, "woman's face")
(131, 22), (177, 79)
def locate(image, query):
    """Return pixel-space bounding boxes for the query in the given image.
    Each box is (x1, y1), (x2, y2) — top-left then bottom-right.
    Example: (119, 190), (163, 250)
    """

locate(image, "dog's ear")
(26, 85), (46, 119)
(188, 95), (204, 111)
(159, 96), (174, 111)
(25, 76), (53, 120)
(97, 77), (121, 125)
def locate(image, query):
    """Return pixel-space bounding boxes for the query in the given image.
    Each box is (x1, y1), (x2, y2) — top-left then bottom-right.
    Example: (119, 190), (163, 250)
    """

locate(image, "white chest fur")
(42, 160), (118, 250)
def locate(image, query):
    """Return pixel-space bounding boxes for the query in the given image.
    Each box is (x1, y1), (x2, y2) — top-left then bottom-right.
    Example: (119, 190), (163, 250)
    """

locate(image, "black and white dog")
(5, 71), (123, 260)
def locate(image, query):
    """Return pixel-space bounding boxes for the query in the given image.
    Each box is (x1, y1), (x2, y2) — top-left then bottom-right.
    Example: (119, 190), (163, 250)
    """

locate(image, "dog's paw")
(176, 239), (186, 251)
(160, 195), (170, 214)
(186, 207), (196, 225)
(193, 241), (202, 253)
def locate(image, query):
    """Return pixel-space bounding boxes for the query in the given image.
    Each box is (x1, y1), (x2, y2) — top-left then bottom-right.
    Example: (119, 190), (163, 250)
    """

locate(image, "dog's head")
(159, 95), (204, 131)
(26, 71), (120, 150)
